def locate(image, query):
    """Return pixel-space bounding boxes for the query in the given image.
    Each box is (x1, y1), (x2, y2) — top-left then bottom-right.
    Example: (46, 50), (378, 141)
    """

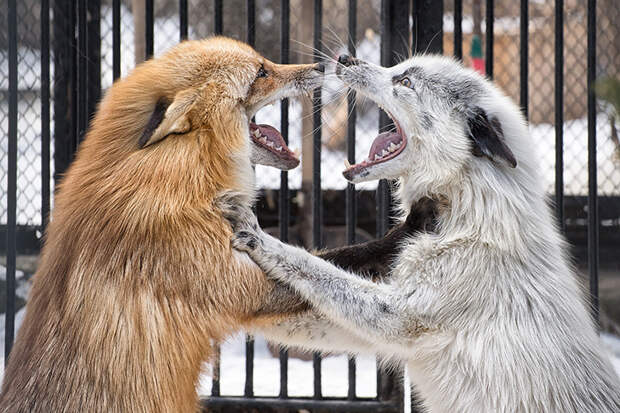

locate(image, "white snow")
(1, 306), (619, 399)
(0, 266), (618, 400)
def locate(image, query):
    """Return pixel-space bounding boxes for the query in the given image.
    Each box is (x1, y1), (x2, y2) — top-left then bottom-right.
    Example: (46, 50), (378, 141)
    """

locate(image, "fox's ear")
(466, 107), (517, 168)
(138, 90), (196, 148)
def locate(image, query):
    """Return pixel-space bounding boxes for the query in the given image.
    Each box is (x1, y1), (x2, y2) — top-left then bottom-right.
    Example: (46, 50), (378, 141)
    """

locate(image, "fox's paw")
(232, 230), (263, 253)
(405, 196), (439, 233)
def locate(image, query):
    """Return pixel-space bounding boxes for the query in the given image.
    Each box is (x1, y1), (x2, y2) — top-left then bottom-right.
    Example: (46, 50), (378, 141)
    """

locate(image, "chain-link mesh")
(1, 0), (44, 226)
(443, 0), (619, 207)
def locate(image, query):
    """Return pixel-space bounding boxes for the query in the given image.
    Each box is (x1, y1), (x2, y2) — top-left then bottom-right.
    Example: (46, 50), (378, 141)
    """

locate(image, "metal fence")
(2, 0), (619, 412)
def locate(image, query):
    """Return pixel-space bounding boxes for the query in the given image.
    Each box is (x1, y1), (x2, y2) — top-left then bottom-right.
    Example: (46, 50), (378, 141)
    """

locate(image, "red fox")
(0, 37), (325, 413)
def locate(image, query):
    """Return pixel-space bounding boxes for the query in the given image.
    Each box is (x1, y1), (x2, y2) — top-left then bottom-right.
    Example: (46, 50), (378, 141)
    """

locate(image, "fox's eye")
(257, 65), (268, 78)
(400, 77), (412, 88)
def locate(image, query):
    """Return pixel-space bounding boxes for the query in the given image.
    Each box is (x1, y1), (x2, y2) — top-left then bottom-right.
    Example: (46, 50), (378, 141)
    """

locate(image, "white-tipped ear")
(138, 89), (197, 148)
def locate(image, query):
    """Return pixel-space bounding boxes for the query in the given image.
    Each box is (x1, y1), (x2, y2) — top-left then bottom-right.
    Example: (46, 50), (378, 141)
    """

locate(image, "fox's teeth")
(267, 141), (274, 148)
(259, 137), (268, 144)
(388, 143), (397, 152)
(374, 154), (382, 161)
(252, 129), (261, 137)
(381, 149), (389, 157)
(275, 146), (282, 151)
(344, 159), (351, 168)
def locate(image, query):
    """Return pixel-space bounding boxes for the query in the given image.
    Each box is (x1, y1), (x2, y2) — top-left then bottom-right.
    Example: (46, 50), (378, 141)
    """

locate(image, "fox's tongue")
(250, 122), (300, 169)
(342, 129), (406, 181)
(367, 131), (403, 161)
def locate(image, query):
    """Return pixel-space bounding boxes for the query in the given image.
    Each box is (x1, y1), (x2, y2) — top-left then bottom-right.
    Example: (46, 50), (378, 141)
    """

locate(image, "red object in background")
(472, 57), (485, 74)
(470, 35), (486, 75)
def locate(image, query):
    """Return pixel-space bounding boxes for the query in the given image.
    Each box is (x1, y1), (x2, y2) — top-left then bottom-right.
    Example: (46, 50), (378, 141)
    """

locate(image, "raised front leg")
(217, 192), (437, 319)
(226, 208), (430, 346)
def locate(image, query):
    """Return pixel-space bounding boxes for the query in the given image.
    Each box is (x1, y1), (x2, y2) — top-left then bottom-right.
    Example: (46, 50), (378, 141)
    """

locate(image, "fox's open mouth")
(250, 122), (299, 170)
(342, 113), (407, 181)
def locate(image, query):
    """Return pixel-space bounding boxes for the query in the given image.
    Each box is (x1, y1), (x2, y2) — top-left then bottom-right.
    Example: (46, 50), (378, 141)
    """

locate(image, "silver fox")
(223, 54), (620, 412)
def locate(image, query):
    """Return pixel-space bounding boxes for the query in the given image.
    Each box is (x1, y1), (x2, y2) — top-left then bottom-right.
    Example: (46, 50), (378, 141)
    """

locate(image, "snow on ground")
(1, 288), (619, 397)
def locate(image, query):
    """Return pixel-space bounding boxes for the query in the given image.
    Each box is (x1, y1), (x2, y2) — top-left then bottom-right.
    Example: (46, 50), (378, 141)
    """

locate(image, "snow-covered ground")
(1, 268), (619, 399)
(1, 304), (619, 399)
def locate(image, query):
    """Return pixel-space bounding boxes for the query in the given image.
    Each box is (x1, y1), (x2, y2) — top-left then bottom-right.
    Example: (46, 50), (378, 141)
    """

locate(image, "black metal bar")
(77, 0), (88, 144)
(412, 0), (443, 54)
(87, 0), (101, 123)
(377, 1), (409, 408)
(41, 0), (51, 228)
(312, 0), (323, 399)
(454, 0), (463, 60)
(5, 0), (18, 363)
(279, 0), (290, 399)
(244, 336), (254, 397)
(247, 0), (256, 47)
(554, 0), (564, 231)
(485, 0), (494, 78)
(113, 0), (121, 79)
(145, 0), (154, 59)
(347, 0), (357, 400)
(214, 0), (223, 35)
(587, 0), (598, 324)
(520, 0), (528, 119)
(212, 345), (221, 396)
(242, 1), (257, 402)
(52, 0), (77, 179)
(180, 0), (188, 40)
(202, 396), (399, 412)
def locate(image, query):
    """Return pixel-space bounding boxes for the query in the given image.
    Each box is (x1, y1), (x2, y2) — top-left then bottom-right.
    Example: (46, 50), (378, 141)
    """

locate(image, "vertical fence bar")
(454, 0), (463, 60)
(113, 0), (121, 80)
(554, 0), (564, 231)
(279, 0), (290, 399)
(180, 0), (188, 40)
(485, 0), (494, 78)
(244, 337), (254, 397)
(587, 0), (599, 323)
(243, 2), (256, 398)
(77, 0), (88, 143)
(87, 0), (101, 123)
(247, 0), (256, 48)
(312, 0), (323, 399)
(378, 0), (389, 398)
(41, 0), (51, 228)
(520, 0), (528, 119)
(5, 0), (18, 363)
(145, 0), (154, 59)
(377, 1), (390, 240)
(214, 0), (223, 35)
(347, 0), (357, 400)
(212, 345), (221, 396)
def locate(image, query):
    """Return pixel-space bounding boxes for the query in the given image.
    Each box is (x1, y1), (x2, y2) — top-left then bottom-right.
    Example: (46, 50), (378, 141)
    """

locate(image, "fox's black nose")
(338, 54), (356, 67)
(315, 63), (325, 73)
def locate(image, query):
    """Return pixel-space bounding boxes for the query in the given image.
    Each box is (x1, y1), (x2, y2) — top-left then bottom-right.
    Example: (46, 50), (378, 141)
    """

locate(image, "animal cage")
(2, 0), (619, 411)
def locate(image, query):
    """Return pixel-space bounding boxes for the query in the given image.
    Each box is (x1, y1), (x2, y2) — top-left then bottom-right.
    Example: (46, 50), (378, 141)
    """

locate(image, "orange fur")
(0, 37), (315, 412)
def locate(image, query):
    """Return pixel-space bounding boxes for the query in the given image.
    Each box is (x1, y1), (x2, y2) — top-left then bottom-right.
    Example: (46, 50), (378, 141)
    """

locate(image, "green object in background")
(595, 76), (620, 116)
(470, 34), (483, 59)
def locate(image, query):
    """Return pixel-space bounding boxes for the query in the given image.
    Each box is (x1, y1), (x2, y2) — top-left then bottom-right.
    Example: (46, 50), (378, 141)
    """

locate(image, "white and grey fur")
(225, 55), (620, 412)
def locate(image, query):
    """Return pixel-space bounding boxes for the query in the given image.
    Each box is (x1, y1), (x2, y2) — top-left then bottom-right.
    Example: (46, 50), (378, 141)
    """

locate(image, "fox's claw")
(232, 230), (262, 253)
